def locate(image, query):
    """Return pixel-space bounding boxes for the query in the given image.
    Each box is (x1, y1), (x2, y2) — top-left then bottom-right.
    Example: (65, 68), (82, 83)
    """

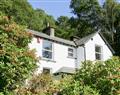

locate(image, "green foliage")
(60, 57), (120, 95)
(0, 0), (34, 25)
(70, 0), (120, 55)
(16, 74), (56, 95)
(70, 0), (102, 37)
(0, 13), (37, 94)
(55, 16), (76, 40)
(14, 57), (120, 95)
(1, 0), (120, 56)
(29, 9), (56, 32)
(0, 0), (56, 32)
(102, 0), (120, 55)
(58, 75), (100, 95)
(0, 0), (73, 40)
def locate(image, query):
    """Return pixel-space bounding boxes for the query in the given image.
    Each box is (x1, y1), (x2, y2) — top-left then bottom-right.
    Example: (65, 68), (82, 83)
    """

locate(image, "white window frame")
(95, 45), (103, 60)
(68, 47), (74, 58)
(42, 40), (53, 60)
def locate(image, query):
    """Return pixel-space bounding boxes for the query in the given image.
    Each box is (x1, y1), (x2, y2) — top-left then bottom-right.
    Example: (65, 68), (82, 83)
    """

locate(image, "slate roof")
(75, 32), (115, 54)
(76, 32), (115, 54)
(28, 29), (75, 46)
(75, 32), (96, 46)
(28, 29), (115, 54)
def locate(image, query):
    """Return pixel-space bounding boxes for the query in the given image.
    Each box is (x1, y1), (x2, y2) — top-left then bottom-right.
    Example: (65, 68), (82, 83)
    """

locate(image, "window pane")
(68, 53), (73, 57)
(68, 48), (74, 57)
(95, 45), (102, 60)
(43, 40), (52, 50)
(68, 48), (73, 52)
(95, 46), (101, 53)
(95, 53), (101, 60)
(42, 50), (52, 59)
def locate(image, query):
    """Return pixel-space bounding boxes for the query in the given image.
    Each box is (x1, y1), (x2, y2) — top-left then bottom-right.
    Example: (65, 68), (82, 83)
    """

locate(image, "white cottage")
(28, 27), (114, 74)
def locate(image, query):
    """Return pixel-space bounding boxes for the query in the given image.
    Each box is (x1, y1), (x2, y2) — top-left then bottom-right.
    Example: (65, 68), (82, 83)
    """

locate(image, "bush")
(59, 76), (100, 95)
(60, 57), (120, 95)
(0, 13), (37, 94)
(16, 74), (55, 95)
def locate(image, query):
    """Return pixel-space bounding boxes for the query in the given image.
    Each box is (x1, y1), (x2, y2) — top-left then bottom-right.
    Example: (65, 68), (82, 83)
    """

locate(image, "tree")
(0, 13), (37, 94)
(102, 0), (120, 55)
(70, 0), (102, 37)
(70, 0), (120, 55)
(56, 16), (76, 40)
(29, 9), (56, 32)
(0, 0), (56, 32)
(0, 0), (34, 26)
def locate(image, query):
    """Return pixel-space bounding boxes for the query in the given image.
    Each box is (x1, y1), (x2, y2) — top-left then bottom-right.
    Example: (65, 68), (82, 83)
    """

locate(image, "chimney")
(43, 23), (55, 37)
(49, 27), (55, 37)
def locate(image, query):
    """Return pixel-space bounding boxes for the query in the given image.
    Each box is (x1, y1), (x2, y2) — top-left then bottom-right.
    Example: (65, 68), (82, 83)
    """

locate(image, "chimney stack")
(49, 27), (55, 37)
(43, 22), (55, 37)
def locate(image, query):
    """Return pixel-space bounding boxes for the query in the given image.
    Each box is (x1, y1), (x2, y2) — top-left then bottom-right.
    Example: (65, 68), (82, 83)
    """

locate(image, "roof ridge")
(27, 29), (75, 46)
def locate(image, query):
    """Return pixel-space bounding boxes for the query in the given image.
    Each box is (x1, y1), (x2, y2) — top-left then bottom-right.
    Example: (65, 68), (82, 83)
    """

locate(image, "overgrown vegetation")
(0, 12), (37, 94)
(8, 57), (120, 95)
(0, 0), (120, 95)
(60, 57), (120, 95)
(0, 0), (56, 31)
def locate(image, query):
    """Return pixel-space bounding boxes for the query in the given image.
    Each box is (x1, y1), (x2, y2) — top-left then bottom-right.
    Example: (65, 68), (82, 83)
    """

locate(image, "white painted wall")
(29, 37), (76, 73)
(85, 33), (113, 61)
(76, 46), (85, 68)
(29, 33), (113, 74)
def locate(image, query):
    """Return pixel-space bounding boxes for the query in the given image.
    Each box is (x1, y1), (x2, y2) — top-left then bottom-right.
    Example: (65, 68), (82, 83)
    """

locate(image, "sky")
(28, 0), (73, 19)
(28, 0), (119, 19)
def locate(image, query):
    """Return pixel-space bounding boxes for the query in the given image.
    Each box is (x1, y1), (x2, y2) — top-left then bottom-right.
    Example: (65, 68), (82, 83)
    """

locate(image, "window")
(95, 45), (103, 60)
(43, 68), (50, 74)
(42, 40), (53, 59)
(68, 48), (74, 58)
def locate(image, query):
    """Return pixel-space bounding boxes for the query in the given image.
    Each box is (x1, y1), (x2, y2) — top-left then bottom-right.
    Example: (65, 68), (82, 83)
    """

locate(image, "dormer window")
(42, 40), (53, 59)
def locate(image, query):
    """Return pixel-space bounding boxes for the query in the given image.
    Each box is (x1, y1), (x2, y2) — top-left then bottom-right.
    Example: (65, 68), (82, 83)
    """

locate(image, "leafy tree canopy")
(55, 16), (76, 40)
(70, 0), (120, 55)
(70, 0), (102, 37)
(0, 0), (56, 32)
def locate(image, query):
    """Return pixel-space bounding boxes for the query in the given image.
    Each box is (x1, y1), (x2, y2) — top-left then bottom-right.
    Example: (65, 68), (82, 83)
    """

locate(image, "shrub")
(16, 74), (55, 95)
(60, 57), (120, 95)
(0, 13), (37, 94)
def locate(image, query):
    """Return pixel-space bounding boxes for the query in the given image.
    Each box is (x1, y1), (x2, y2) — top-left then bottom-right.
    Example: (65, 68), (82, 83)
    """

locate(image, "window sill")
(41, 58), (56, 63)
(67, 56), (76, 59)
